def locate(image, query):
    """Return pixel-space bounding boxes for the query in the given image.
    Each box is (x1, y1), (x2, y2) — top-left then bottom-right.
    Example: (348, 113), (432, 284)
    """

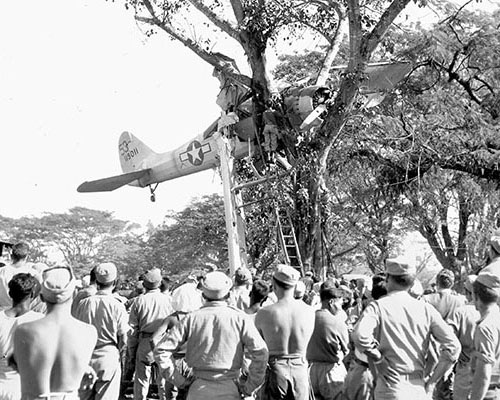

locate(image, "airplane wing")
(77, 169), (151, 193)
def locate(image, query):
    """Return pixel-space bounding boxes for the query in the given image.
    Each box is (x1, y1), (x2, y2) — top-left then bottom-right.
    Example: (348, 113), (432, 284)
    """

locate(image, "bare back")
(14, 314), (97, 398)
(255, 298), (315, 357)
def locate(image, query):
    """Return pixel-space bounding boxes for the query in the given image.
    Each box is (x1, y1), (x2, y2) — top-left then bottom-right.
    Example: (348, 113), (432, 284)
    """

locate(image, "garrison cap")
(95, 262), (117, 284)
(385, 257), (416, 276)
(273, 264), (300, 286)
(202, 271), (232, 300)
(476, 272), (500, 290)
(41, 266), (76, 304)
(143, 268), (162, 290)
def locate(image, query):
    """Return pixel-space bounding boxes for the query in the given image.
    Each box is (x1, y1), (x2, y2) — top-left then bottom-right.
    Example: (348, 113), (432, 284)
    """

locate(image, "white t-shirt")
(0, 310), (44, 375)
(0, 263), (38, 309)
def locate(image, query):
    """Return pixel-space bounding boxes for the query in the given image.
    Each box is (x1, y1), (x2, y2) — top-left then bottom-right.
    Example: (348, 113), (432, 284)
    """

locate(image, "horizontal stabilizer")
(77, 169), (151, 193)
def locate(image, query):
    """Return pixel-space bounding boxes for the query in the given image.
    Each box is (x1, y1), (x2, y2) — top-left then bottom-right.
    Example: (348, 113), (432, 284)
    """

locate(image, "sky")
(0, 0), (496, 228)
(0, 0), (234, 226)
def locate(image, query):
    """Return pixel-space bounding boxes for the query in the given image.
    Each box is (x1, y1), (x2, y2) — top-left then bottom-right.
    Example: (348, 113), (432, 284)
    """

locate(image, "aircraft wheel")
(150, 194), (156, 202)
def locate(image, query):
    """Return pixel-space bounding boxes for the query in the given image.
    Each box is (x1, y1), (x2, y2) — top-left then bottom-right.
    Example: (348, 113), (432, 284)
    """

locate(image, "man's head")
(436, 269), (454, 289)
(95, 262), (117, 289)
(11, 242), (29, 263)
(320, 280), (344, 314)
(202, 271), (232, 301)
(234, 267), (252, 286)
(272, 264), (300, 292)
(41, 266), (76, 305)
(8, 273), (39, 305)
(473, 272), (500, 307)
(385, 258), (416, 290)
(249, 280), (270, 307)
(143, 268), (162, 290)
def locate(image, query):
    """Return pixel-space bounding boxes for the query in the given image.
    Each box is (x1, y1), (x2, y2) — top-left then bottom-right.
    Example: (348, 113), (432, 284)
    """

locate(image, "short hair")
(96, 280), (115, 290)
(388, 274), (414, 288)
(436, 270), (454, 289)
(11, 243), (29, 262)
(473, 280), (499, 305)
(249, 280), (270, 306)
(272, 277), (295, 290)
(8, 273), (39, 304)
(372, 282), (388, 300)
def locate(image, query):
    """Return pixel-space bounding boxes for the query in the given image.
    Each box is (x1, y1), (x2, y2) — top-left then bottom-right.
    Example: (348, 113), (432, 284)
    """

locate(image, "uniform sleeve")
(352, 301), (380, 353)
(428, 304), (461, 363)
(154, 315), (189, 388)
(128, 300), (139, 331)
(474, 323), (497, 365)
(241, 317), (269, 394)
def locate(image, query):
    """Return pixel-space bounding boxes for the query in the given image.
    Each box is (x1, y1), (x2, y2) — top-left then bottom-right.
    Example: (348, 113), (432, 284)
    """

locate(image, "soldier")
(306, 281), (349, 400)
(352, 258), (461, 399)
(75, 262), (129, 400)
(448, 275), (480, 400)
(154, 271), (268, 399)
(127, 268), (173, 400)
(470, 272), (500, 400)
(14, 266), (97, 400)
(255, 264), (315, 400)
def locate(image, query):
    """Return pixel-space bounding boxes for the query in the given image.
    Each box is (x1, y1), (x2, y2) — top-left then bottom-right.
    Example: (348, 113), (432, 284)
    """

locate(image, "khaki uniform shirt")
(353, 290), (460, 374)
(76, 291), (129, 380)
(472, 305), (500, 385)
(129, 289), (173, 335)
(155, 301), (268, 394)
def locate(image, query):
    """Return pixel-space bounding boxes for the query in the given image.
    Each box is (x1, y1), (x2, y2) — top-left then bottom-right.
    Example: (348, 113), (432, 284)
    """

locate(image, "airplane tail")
(119, 131), (157, 173)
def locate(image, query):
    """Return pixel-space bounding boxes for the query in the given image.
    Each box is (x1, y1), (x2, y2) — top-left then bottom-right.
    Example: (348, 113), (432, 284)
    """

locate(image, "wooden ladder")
(276, 209), (304, 275)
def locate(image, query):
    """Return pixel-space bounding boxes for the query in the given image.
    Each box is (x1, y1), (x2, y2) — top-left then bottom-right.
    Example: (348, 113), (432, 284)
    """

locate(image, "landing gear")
(149, 184), (159, 202)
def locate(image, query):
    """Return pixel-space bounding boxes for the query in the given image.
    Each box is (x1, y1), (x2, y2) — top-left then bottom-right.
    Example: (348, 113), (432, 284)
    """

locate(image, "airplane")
(77, 61), (412, 200)
(77, 85), (334, 201)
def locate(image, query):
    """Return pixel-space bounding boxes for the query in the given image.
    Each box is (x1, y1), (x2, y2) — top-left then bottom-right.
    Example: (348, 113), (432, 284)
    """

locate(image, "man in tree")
(352, 258), (461, 399)
(127, 268), (173, 400)
(0, 273), (43, 400)
(306, 281), (349, 400)
(154, 271), (268, 399)
(255, 264), (315, 400)
(13, 266), (97, 400)
(75, 262), (129, 400)
(470, 272), (500, 400)
(0, 243), (38, 308)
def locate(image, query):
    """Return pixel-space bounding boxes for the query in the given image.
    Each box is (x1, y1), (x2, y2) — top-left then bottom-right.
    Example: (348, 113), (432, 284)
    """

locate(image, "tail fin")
(118, 131), (157, 173)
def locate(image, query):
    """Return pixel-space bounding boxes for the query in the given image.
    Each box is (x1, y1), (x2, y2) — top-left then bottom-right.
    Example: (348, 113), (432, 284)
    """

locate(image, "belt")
(354, 357), (369, 368)
(139, 332), (154, 339)
(268, 354), (305, 362)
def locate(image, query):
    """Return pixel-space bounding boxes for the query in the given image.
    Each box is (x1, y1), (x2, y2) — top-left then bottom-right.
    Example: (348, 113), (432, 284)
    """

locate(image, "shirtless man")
(255, 264), (315, 400)
(13, 266), (97, 400)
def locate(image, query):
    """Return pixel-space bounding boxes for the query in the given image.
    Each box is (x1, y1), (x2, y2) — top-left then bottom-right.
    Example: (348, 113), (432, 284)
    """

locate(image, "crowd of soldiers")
(1, 235), (500, 400)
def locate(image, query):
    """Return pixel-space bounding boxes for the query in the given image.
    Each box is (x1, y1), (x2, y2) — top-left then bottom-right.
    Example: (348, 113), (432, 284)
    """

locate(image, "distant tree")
(144, 194), (227, 275)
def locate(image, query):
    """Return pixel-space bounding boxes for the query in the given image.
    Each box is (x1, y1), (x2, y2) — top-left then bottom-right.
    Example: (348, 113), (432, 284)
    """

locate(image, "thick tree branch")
(136, 15), (251, 88)
(361, 0), (412, 59)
